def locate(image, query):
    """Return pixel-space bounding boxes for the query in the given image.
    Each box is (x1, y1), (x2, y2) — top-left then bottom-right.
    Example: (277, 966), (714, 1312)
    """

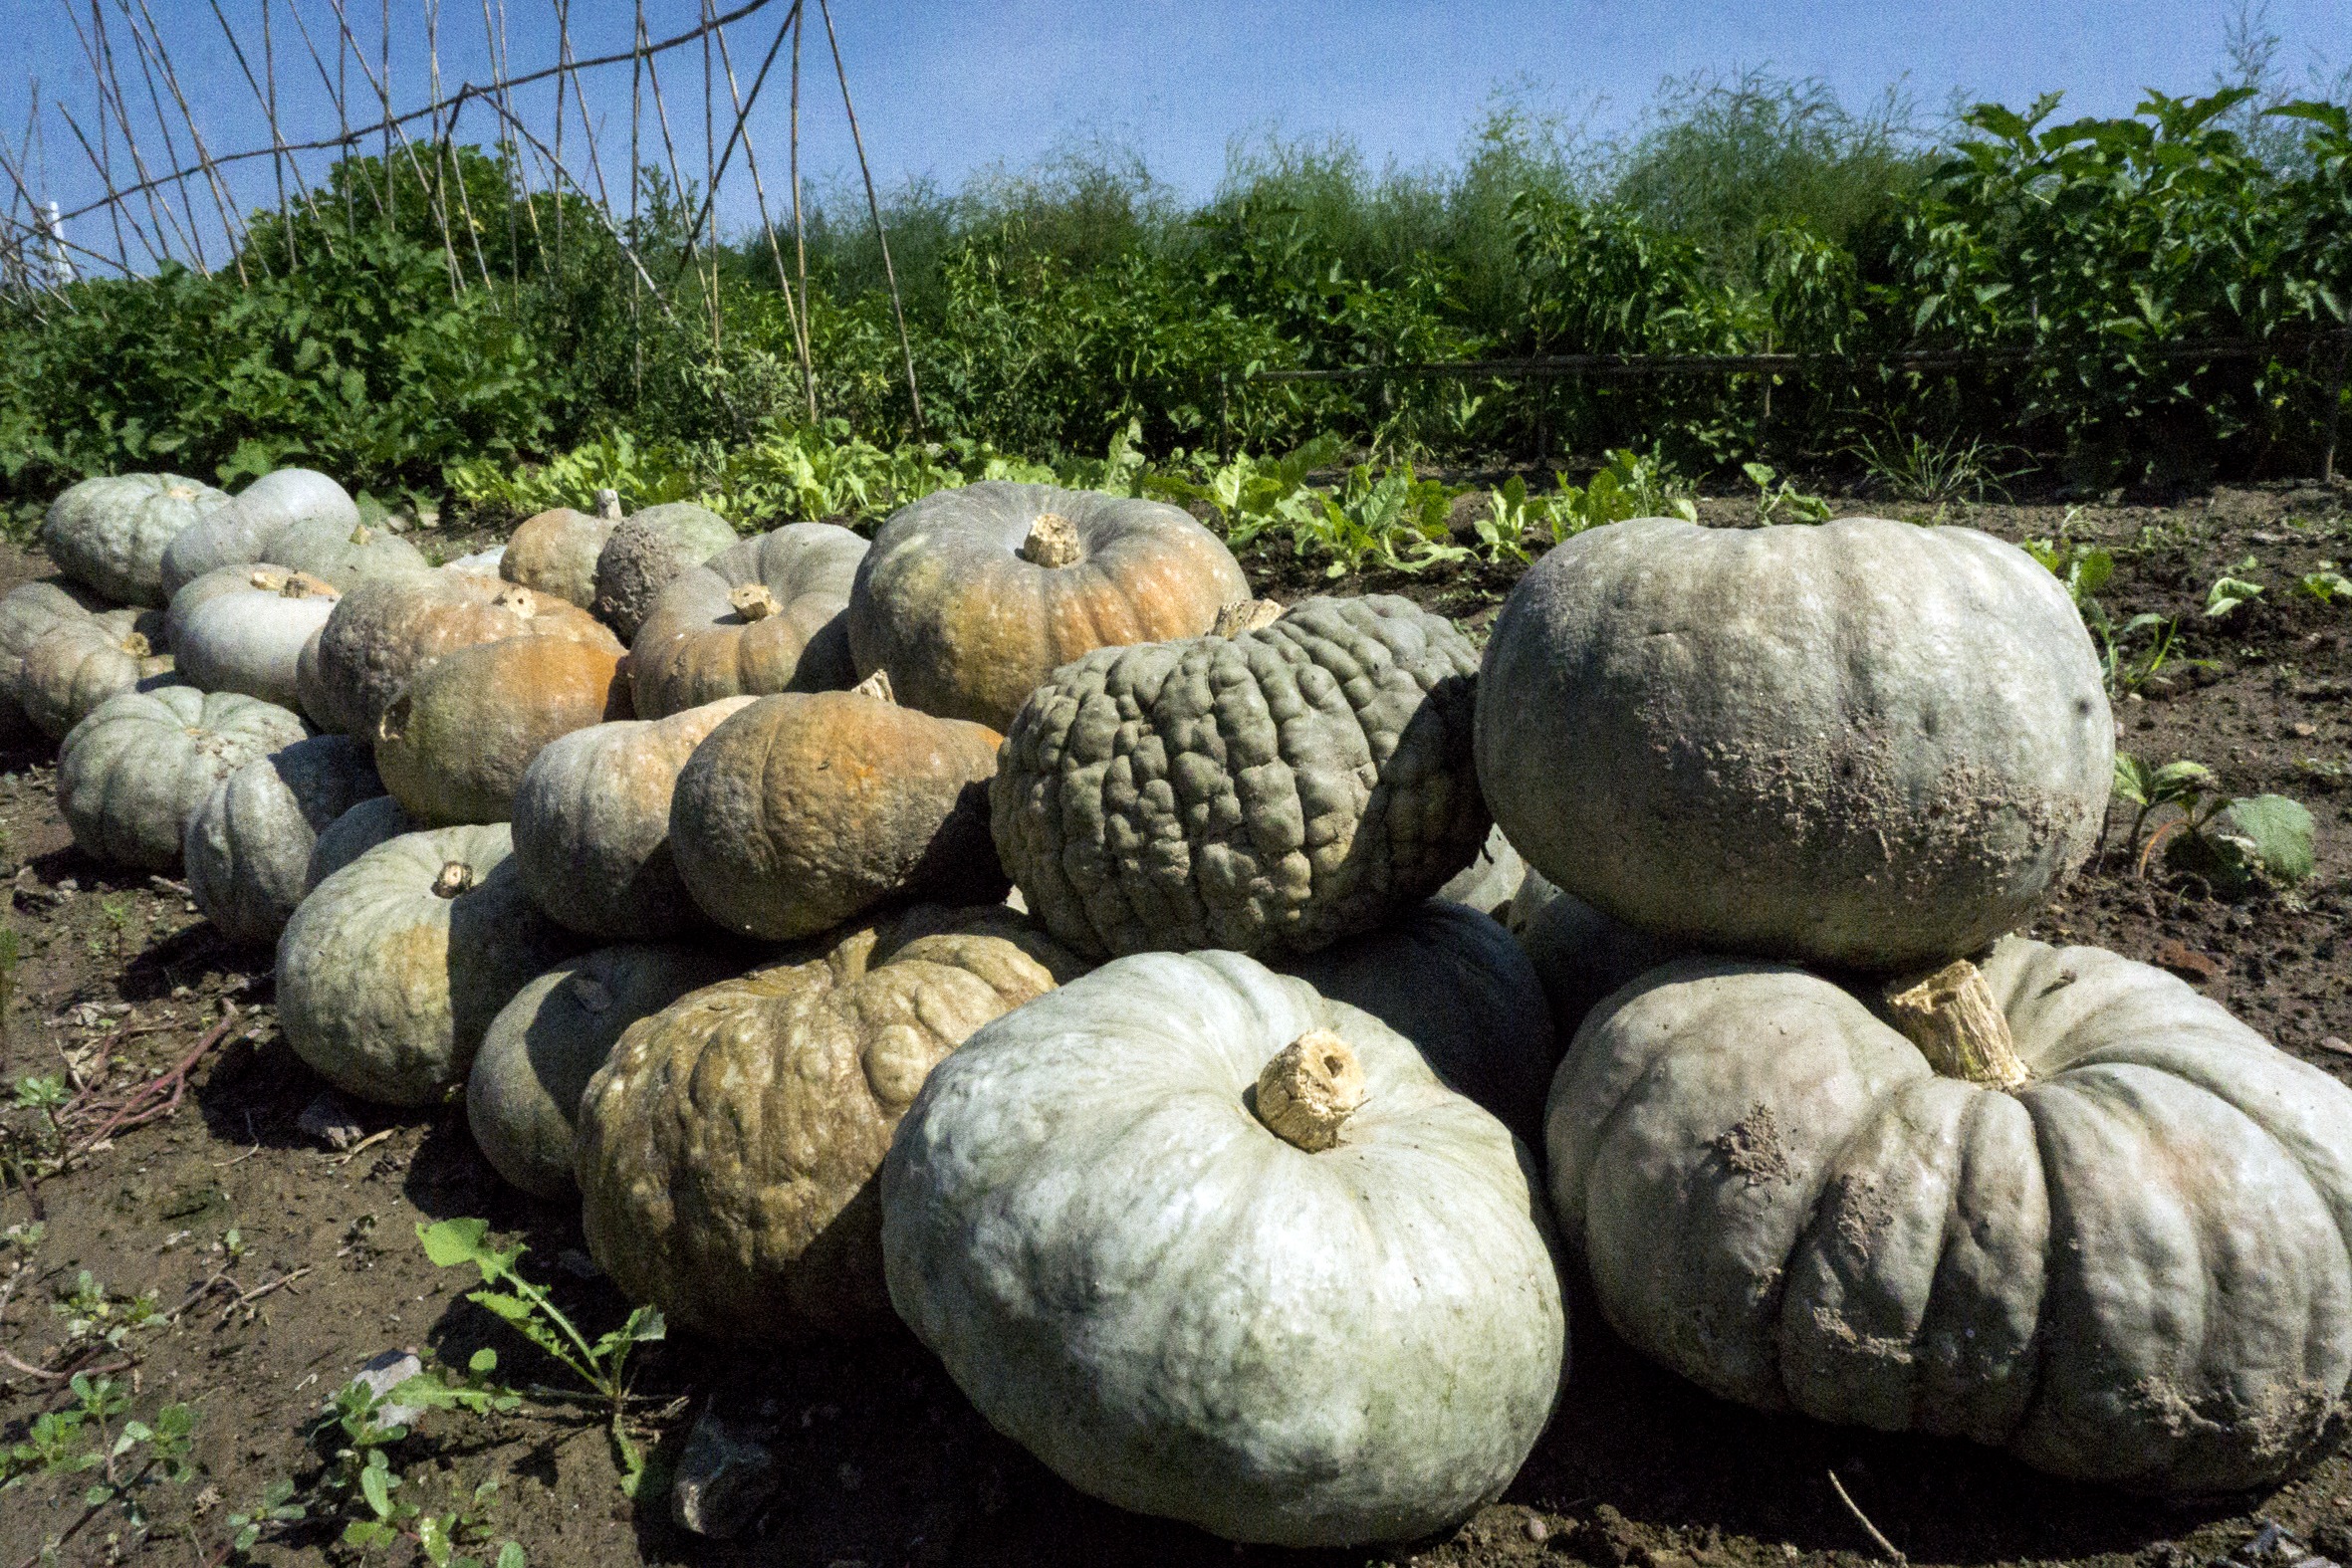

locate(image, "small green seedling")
(1742, 462), (1832, 525)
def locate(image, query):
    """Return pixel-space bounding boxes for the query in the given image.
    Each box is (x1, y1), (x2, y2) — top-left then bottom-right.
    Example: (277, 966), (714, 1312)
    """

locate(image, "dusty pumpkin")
(44, 472), (230, 606)
(880, 949), (1566, 1548)
(501, 498), (619, 608)
(261, 517), (429, 589)
(846, 482), (1251, 731)
(158, 468), (357, 596)
(576, 905), (1086, 1338)
(373, 635), (632, 824)
(171, 567), (340, 710)
(297, 570), (620, 736)
(628, 523), (868, 717)
(510, 698), (755, 940)
(993, 594), (1489, 958)
(669, 682), (1007, 941)
(1547, 936), (2352, 1493)
(276, 823), (581, 1106)
(17, 608), (176, 739)
(591, 502), (737, 641)
(185, 734), (383, 948)
(0, 581), (108, 740)
(58, 687), (310, 871)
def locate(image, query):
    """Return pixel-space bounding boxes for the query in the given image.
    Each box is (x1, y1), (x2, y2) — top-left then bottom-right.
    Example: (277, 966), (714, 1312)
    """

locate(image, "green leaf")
(2211, 794), (2317, 887)
(2114, 754), (2155, 805)
(418, 1218), (493, 1269)
(497, 1542), (528, 1568)
(2204, 576), (2265, 618)
(359, 1459), (394, 1518)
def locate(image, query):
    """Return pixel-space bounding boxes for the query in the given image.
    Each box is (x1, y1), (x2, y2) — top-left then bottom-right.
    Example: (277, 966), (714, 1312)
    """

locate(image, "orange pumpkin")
(629, 523), (868, 718)
(502, 503), (618, 609)
(373, 635), (632, 825)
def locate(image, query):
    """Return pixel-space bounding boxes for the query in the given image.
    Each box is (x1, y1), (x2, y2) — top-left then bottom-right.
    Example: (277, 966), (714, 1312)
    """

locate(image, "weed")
(0, 1373), (197, 1562)
(1847, 427), (2014, 502)
(313, 1357), (525, 1567)
(2111, 753), (2317, 893)
(2026, 536), (2205, 698)
(2206, 562), (2268, 618)
(2294, 563), (2352, 601)
(2111, 755), (2222, 860)
(1743, 462), (1833, 524)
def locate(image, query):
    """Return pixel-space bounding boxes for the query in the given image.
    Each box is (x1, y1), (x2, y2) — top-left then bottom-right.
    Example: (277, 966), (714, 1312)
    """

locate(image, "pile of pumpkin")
(8, 467), (2350, 1545)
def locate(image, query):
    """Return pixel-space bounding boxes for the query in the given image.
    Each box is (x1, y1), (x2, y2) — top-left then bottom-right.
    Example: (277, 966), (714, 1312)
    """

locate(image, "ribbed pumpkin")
(993, 595), (1489, 959)
(502, 501), (618, 608)
(262, 517), (428, 589)
(185, 734), (383, 948)
(591, 502), (737, 641)
(276, 823), (580, 1105)
(296, 571), (619, 735)
(847, 482), (1251, 730)
(307, 794), (416, 888)
(670, 683), (1006, 941)
(373, 636), (631, 824)
(628, 523), (867, 717)
(1548, 937), (2352, 1493)
(0, 581), (107, 741)
(157, 468), (355, 597)
(19, 608), (176, 740)
(577, 906), (1086, 1337)
(466, 944), (738, 1200)
(58, 688), (309, 870)
(171, 567), (339, 709)
(44, 473), (230, 605)
(510, 698), (755, 940)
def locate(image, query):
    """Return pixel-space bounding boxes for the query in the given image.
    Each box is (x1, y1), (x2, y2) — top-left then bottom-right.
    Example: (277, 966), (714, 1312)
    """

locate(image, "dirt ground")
(1, 481), (2348, 1568)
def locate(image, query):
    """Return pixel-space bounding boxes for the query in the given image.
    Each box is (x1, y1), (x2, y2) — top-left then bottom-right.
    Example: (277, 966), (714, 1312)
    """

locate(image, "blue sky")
(3, 0), (2345, 267)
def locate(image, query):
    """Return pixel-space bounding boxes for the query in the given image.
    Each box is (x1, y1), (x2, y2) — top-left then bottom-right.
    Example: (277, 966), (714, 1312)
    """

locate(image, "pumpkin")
(307, 794), (417, 887)
(578, 905), (1086, 1337)
(1506, 867), (1689, 1043)
(184, 735), (383, 948)
(157, 468), (356, 597)
(1547, 936), (2352, 1493)
(261, 517), (428, 589)
(591, 502), (736, 641)
(19, 608), (177, 740)
(670, 683), (1006, 941)
(441, 547), (506, 576)
(44, 473), (230, 606)
(510, 698), (756, 940)
(1477, 517), (2114, 972)
(373, 636), (631, 825)
(171, 568), (339, 709)
(297, 571), (619, 736)
(502, 499), (618, 608)
(846, 481), (1251, 730)
(628, 523), (867, 718)
(880, 948), (1566, 1547)
(993, 594), (1489, 959)
(1277, 899), (1556, 1144)
(58, 688), (309, 870)
(466, 944), (739, 1200)
(0, 581), (107, 742)
(276, 823), (579, 1105)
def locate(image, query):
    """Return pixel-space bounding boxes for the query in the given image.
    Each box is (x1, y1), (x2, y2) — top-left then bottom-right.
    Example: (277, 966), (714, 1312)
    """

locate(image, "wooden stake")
(819, 0), (921, 436)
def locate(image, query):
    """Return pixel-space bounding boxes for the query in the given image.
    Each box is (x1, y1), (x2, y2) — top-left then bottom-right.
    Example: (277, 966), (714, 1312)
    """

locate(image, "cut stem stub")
(1020, 512), (1083, 568)
(1884, 959), (2029, 1091)
(730, 582), (781, 622)
(1254, 1029), (1366, 1151)
(431, 861), (476, 899)
(1212, 598), (1285, 637)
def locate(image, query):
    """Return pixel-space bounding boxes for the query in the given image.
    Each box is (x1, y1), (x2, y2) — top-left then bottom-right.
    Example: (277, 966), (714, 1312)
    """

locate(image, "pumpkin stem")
(280, 571), (335, 600)
(120, 631), (153, 658)
(1253, 1029), (1366, 1151)
(350, 525), (375, 546)
(730, 582), (781, 622)
(1020, 512), (1083, 568)
(376, 695), (411, 748)
(249, 567), (288, 591)
(1884, 959), (2029, 1090)
(1212, 598), (1285, 637)
(593, 487), (622, 521)
(432, 861), (475, 899)
(849, 668), (896, 704)
(492, 583), (539, 618)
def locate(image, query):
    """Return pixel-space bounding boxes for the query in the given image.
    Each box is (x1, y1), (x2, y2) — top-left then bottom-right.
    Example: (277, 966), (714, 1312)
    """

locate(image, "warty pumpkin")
(20, 608), (176, 740)
(467, 943), (741, 1200)
(276, 823), (580, 1105)
(510, 698), (755, 940)
(591, 502), (736, 641)
(670, 682), (1007, 941)
(992, 594), (1489, 959)
(58, 688), (310, 870)
(846, 481), (1251, 730)
(171, 567), (339, 710)
(880, 949), (1566, 1547)
(628, 523), (867, 718)
(157, 468), (356, 597)
(1477, 517), (2113, 972)
(578, 906), (1086, 1337)
(501, 496), (619, 608)
(185, 734), (383, 948)
(1547, 936), (2352, 1493)
(44, 472), (230, 606)
(373, 635), (632, 824)
(297, 571), (619, 736)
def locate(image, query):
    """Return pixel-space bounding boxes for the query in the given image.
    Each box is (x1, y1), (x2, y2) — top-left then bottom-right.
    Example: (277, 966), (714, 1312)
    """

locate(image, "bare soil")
(2, 486), (2348, 1568)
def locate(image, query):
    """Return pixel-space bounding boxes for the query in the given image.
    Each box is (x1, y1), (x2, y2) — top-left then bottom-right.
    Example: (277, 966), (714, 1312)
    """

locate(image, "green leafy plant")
(2111, 754), (2221, 860)
(2112, 753), (2317, 894)
(2294, 562), (2352, 601)
(1742, 461), (1832, 523)
(1846, 427), (2013, 502)
(417, 1219), (665, 1496)
(1, 1373), (196, 1563)
(2205, 567), (2267, 618)
(314, 1348), (523, 1565)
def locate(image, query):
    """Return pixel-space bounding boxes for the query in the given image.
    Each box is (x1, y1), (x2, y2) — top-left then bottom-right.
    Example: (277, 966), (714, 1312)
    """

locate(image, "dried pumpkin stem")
(249, 567), (289, 591)
(1020, 512), (1082, 568)
(730, 582), (781, 622)
(1254, 1029), (1366, 1151)
(492, 583), (540, 617)
(120, 632), (153, 658)
(1884, 959), (2029, 1090)
(849, 668), (896, 704)
(431, 861), (476, 899)
(1212, 598), (1284, 637)
(593, 487), (623, 521)
(280, 571), (334, 600)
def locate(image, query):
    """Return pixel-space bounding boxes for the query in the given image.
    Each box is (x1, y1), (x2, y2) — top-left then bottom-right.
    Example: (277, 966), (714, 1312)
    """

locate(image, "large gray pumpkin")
(1477, 517), (2113, 972)
(171, 568), (339, 709)
(1547, 936), (2352, 1493)
(58, 688), (309, 870)
(993, 594), (1489, 958)
(510, 699), (754, 940)
(0, 581), (107, 741)
(306, 794), (417, 887)
(185, 735), (383, 948)
(44, 473), (230, 605)
(159, 468), (357, 596)
(591, 502), (737, 642)
(628, 523), (867, 717)
(467, 944), (741, 1201)
(262, 517), (428, 589)
(18, 608), (175, 739)
(277, 824), (580, 1105)
(881, 949), (1566, 1548)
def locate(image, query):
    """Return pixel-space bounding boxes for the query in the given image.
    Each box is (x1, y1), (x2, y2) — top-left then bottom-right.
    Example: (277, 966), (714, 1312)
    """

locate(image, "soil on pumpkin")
(1, 483), (2348, 1568)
